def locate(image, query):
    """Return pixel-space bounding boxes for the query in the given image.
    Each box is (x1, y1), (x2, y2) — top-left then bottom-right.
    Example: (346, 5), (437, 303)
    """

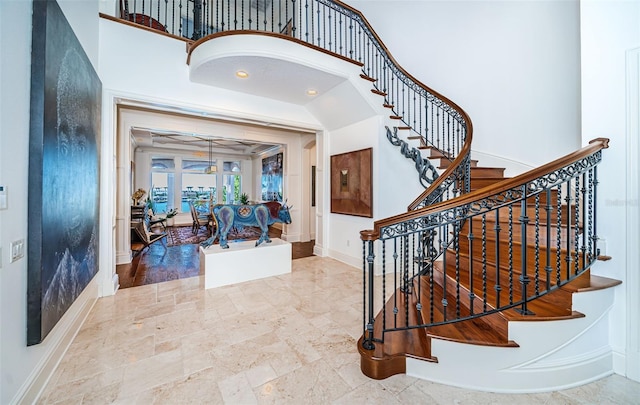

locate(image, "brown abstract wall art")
(330, 148), (372, 217)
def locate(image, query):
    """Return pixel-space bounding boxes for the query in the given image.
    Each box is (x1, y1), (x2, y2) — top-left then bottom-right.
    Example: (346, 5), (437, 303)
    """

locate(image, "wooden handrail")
(365, 138), (609, 240)
(327, 1), (474, 134)
(186, 30), (364, 67)
(407, 120), (474, 211)
(99, 13), (191, 43)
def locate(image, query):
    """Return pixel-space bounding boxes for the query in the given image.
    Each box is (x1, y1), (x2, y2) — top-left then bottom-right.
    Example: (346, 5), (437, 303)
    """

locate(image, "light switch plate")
(10, 239), (24, 263)
(0, 185), (6, 210)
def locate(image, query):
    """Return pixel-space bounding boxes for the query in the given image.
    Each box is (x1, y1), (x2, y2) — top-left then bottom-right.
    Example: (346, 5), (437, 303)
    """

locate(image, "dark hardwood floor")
(117, 226), (315, 289)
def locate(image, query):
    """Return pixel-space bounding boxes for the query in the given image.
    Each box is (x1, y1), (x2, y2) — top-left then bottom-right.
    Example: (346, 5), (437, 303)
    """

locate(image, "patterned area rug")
(167, 226), (262, 246)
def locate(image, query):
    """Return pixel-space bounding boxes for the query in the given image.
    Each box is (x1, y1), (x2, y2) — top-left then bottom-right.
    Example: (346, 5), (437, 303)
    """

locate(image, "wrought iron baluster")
(588, 168), (594, 261)
(156, 0), (160, 29)
(593, 166), (600, 258)
(574, 174), (581, 275)
(403, 233), (409, 326)
(508, 205), (514, 305)
(416, 231), (423, 317)
(393, 238), (398, 325)
(291, 0), (296, 39)
(303, 0), (309, 42)
(517, 184), (533, 315)
(382, 239), (386, 333)
(545, 189), (553, 291)
(494, 209), (502, 308)
(556, 185), (563, 285)
(468, 209), (475, 315)
(482, 213), (487, 312)
(193, 0), (202, 39)
(442, 221), (449, 322)
(565, 179), (573, 281)
(534, 194), (540, 295)
(170, 0), (176, 34)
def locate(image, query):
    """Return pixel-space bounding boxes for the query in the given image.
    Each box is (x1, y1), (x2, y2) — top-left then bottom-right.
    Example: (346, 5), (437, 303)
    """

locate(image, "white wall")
(347, 0), (582, 166)
(580, 0), (640, 381)
(0, 1), (101, 403)
(99, 18), (321, 130)
(326, 116), (423, 267)
(326, 117), (379, 266)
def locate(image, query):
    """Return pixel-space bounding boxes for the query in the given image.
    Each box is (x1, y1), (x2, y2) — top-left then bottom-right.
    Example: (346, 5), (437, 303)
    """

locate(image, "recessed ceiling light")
(307, 89), (318, 96)
(236, 70), (249, 78)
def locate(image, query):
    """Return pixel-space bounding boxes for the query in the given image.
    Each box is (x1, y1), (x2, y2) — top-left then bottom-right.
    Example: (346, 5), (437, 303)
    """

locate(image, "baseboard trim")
(116, 250), (131, 265)
(15, 279), (98, 404)
(313, 245), (325, 257)
(327, 249), (360, 269)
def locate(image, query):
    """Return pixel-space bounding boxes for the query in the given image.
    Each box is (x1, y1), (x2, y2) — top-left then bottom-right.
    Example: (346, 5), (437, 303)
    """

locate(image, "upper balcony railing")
(116, 0), (473, 204)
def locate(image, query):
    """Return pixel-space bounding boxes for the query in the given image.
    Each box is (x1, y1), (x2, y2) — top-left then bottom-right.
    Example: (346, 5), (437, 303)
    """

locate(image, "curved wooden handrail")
(99, 13), (191, 44)
(407, 118), (474, 211)
(107, 0), (475, 222)
(328, 1), (473, 135)
(365, 138), (610, 240)
(186, 30), (364, 67)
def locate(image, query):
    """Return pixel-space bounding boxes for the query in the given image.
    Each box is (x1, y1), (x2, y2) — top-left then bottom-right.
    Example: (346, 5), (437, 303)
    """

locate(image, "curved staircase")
(111, 0), (622, 392)
(357, 132), (620, 391)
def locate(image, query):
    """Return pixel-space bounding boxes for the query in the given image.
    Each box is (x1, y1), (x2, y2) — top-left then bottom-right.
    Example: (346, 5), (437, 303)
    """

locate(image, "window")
(182, 158), (216, 213)
(150, 157), (176, 214)
(222, 161), (241, 204)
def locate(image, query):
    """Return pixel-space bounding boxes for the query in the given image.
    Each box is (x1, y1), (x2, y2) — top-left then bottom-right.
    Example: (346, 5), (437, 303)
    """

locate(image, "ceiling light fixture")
(204, 139), (217, 174)
(306, 89), (318, 96)
(236, 70), (249, 79)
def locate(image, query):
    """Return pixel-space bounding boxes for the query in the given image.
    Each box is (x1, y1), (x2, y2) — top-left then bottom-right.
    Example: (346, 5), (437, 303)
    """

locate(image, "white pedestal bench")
(199, 238), (292, 289)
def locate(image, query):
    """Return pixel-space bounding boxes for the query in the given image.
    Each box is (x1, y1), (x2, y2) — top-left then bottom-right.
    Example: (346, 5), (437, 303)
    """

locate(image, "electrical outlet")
(10, 239), (24, 263)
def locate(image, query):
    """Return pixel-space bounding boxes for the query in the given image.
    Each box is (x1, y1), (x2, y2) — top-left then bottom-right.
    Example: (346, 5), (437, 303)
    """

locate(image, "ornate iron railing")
(359, 139), (609, 350)
(112, 0), (610, 369)
(116, 0), (473, 192)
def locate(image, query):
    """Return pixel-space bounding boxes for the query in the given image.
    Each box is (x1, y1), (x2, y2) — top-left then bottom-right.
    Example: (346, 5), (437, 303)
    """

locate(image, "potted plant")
(239, 192), (250, 205)
(163, 208), (178, 226)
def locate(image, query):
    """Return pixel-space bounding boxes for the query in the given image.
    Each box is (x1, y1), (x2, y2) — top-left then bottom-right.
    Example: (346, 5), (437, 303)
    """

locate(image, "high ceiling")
(130, 33), (362, 154)
(189, 55), (348, 105)
(130, 127), (281, 157)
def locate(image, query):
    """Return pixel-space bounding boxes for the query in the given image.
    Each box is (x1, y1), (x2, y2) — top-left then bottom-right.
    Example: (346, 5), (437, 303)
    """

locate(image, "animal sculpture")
(200, 201), (292, 249)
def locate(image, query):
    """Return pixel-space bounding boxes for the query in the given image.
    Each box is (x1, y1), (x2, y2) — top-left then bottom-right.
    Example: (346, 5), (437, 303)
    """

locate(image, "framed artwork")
(27, 0), (102, 345)
(330, 148), (373, 217)
(261, 152), (283, 202)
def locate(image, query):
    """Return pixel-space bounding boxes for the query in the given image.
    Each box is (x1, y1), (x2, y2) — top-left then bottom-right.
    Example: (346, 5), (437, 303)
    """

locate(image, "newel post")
(361, 229), (378, 350)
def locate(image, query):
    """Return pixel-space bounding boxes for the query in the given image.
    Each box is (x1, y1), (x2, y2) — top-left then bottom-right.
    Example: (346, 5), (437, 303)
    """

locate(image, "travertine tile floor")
(40, 256), (640, 404)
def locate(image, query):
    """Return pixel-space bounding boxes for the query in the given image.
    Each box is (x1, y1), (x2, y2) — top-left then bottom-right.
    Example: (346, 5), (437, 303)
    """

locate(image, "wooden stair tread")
(560, 273), (622, 293)
(360, 73), (377, 82)
(436, 256), (587, 319)
(371, 89), (386, 96)
(418, 273), (512, 345)
(467, 205), (577, 225)
(427, 316), (519, 347)
(470, 167), (506, 178)
(359, 287), (435, 380)
(440, 159), (478, 168)
(444, 248), (588, 286)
